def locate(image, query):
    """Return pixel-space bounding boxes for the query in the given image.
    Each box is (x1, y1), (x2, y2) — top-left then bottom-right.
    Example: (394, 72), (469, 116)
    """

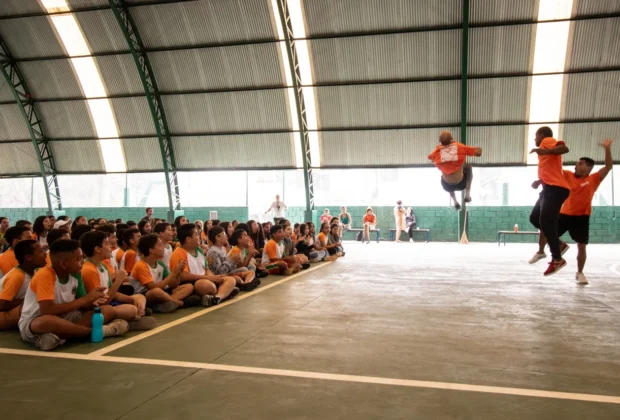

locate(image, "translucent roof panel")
(566, 18), (620, 70)
(0, 142), (45, 175)
(75, 9), (131, 54)
(0, 17), (65, 59)
(38, 101), (96, 138)
(302, 0), (462, 36)
(173, 133), (296, 170)
(467, 125), (527, 165)
(149, 43), (286, 92)
(468, 77), (530, 123)
(122, 137), (164, 171)
(310, 30), (461, 84)
(131, 0), (277, 49)
(470, 0), (537, 24)
(0, 104), (31, 140)
(20, 59), (83, 100)
(314, 81), (460, 129)
(561, 71), (620, 120)
(468, 24), (534, 75)
(163, 90), (293, 134)
(0, 0), (43, 17)
(50, 140), (105, 173)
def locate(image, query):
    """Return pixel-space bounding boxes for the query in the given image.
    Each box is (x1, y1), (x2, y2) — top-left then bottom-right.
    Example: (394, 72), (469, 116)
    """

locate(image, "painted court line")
(88, 262), (332, 357)
(1, 348), (619, 405)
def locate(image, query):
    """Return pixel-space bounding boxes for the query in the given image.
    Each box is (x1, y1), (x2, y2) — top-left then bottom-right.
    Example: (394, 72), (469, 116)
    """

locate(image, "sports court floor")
(1, 242), (620, 419)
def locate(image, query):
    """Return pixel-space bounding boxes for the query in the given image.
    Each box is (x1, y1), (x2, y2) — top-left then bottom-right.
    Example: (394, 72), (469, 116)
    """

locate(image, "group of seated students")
(0, 212), (343, 351)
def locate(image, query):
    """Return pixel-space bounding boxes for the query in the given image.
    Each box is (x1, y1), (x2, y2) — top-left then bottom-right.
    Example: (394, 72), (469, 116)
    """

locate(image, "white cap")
(53, 219), (71, 230)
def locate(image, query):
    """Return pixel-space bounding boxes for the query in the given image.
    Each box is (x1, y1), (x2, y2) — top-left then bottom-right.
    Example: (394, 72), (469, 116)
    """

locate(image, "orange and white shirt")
(81, 260), (112, 293)
(560, 171), (602, 216)
(170, 247), (208, 275)
(110, 248), (122, 271)
(0, 248), (17, 278)
(130, 259), (170, 294)
(115, 248), (126, 266)
(45, 251), (52, 267)
(162, 243), (173, 268)
(0, 267), (32, 302)
(120, 249), (140, 273)
(317, 232), (328, 247)
(18, 267), (86, 329)
(537, 137), (569, 189)
(262, 239), (284, 265)
(428, 142), (478, 175)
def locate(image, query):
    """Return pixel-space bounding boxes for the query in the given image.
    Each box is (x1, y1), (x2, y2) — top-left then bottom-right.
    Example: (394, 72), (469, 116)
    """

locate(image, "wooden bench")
(389, 228), (430, 242)
(497, 230), (539, 246)
(345, 228), (381, 243)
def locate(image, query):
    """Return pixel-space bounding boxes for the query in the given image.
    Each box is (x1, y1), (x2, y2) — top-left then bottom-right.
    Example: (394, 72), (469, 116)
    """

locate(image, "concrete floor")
(1, 242), (620, 419)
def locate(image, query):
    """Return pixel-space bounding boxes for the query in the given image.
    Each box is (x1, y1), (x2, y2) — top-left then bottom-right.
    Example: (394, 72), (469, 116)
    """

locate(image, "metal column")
(0, 37), (62, 214)
(459, 0), (470, 240)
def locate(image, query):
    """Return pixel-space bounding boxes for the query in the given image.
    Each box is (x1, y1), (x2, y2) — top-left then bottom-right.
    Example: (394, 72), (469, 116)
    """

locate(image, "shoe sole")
(528, 254), (546, 265)
(129, 316), (158, 330)
(153, 300), (178, 313)
(560, 244), (570, 256)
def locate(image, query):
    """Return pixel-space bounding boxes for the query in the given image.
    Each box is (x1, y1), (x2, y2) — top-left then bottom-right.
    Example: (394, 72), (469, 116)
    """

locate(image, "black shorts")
(441, 165), (472, 193)
(558, 214), (590, 244)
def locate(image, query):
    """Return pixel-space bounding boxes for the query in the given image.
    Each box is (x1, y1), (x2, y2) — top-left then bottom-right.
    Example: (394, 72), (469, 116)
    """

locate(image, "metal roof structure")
(0, 0), (619, 212)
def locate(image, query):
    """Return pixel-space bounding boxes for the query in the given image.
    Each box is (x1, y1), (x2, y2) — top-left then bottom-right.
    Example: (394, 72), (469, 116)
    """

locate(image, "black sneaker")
(301, 263), (311, 270)
(238, 282), (253, 292)
(201, 295), (220, 307)
(257, 270), (269, 278)
(182, 295), (202, 307)
(144, 307), (153, 316)
(224, 287), (240, 301)
(153, 301), (178, 313)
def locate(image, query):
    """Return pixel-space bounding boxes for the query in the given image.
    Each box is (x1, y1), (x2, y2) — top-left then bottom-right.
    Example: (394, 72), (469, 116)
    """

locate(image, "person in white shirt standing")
(265, 194), (287, 224)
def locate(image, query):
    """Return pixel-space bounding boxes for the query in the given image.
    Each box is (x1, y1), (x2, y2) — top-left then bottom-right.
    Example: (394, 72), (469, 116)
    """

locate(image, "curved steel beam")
(0, 36), (61, 213)
(108, 0), (181, 216)
(275, 0), (315, 211)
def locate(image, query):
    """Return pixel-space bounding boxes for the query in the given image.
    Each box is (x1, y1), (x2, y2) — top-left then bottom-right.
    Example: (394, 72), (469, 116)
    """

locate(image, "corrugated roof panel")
(67, 0), (108, 7)
(0, 81), (15, 102)
(0, 142), (41, 175)
(468, 77), (529, 123)
(0, 104), (31, 140)
(573, 0), (620, 16)
(76, 9), (128, 54)
(567, 18), (620, 70)
(302, 0), (462, 36)
(149, 43), (285, 92)
(20, 59), (83, 100)
(0, 0), (43, 17)
(110, 97), (156, 137)
(0, 17), (65, 59)
(315, 81), (460, 129)
(470, 0), (537, 24)
(560, 122), (620, 164)
(173, 134), (295, 169)
(37, 101), (96, 138)
(467, 126), (527, 165)
(469, 25), (534, 75)
(310, 30), (461, 83)
(562, 71), (620, 120)
(163, 90), (292, 133)
(320, 128), (453, 166)
(50, 140), (105, 173)
(131, 0), (276, 49)
(96, 54), (144, 96)
(122, 137), (162, 171)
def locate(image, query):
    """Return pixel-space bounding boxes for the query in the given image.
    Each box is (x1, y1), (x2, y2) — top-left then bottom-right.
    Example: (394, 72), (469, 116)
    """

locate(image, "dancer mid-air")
(428, 131), (482, 210)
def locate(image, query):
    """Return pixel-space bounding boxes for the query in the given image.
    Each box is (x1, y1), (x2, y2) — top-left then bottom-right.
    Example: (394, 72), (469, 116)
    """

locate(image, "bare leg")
(577, 243), (587, 273)
(29, 315), (91, 339)
(363, 224), (369, 242)
(213, 277), (236, 299)
(194, 279), (217, 297)
(146, 288), (183, 308)
(113, 304), (138, 322)
(449, 191), (461, 210)
(395, 227), (402, 242)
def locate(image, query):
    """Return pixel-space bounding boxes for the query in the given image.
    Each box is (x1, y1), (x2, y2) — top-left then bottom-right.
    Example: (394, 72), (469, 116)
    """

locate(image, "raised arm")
(598, 138), (613, 181)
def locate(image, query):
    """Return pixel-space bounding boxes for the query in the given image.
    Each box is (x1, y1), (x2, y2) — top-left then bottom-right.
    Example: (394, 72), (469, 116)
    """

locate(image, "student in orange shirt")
(0, 240), (47, 330)
(261, 225), (294, 275)
(120, 228), (141, 273)
(362, 208), (377, 244)
(0, 226), (33, 277)
(428, 131), (482, 210)
(530, 138), (613, 283)
(528, 126), (571, 276)
(316, 222), (340, 261)
(44, 228), (71, 266)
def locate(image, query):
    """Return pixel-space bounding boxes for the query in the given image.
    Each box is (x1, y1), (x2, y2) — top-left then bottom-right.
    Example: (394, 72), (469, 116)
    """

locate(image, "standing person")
(428, 130), (482, 210)
(528, 126), (571, 276)
(405, 208), (417, 243)
(320, 209), (332, 225)
(393, 201), (406, 243)
(362, 208), (377, 244)
(142, 207), (153, 222)
(265, 194), (287, 224)
(529, 138), (613, 283)
(338, 207), (352, 232)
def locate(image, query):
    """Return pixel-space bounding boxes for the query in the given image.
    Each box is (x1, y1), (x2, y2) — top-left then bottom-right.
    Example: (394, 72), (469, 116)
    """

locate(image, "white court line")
(1, 348), (619, 405)
(89, 262), (332, 356)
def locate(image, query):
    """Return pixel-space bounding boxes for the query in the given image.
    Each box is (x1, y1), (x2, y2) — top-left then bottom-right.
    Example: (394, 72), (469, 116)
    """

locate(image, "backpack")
(356, 231), (363, 241)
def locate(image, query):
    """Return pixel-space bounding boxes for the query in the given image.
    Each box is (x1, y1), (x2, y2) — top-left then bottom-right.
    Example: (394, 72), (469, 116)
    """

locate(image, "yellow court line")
(1, 348), (619, 405)
(88, 262), (332, 356)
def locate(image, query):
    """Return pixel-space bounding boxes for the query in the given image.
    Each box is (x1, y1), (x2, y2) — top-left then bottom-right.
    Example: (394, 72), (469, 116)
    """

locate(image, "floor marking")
(609, 263), (620, 277)
(88, 262), (332, 357)
(1, 348), (619, 405)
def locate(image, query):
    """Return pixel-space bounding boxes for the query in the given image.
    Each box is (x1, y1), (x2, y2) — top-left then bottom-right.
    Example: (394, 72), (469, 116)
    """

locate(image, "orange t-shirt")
(0, 267), (29, 301)
(115, 248), (125, 265)
(45, 251), (52, 267)
(560, 171), (602, 216)
(0, 248), (17, 277)
(537, 137), (569, 189)
(123, 249), (138, 273)
(81, 260), (111, 292)
(263, 240), (279, 261)
(428, 142), (478, 175)
(363, 214), (376, 225)
(102, 258), (116, 279)
(317, 232), (327, 246)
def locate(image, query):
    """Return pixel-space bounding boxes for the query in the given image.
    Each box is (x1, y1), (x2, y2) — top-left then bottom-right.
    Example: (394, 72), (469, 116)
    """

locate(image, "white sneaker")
(35, 333), (65, 351)
(103, 319), (129, 337)
(528, 252), (547, 264)
(575, 272), (589, 285)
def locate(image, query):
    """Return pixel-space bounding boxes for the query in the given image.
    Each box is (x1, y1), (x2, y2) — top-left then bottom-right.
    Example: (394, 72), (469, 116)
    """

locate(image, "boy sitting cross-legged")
(262, 225), (300, 275)
(131, 234), (199, 313)
(207, 226), (260, 292)
(18, 239), (128, 351)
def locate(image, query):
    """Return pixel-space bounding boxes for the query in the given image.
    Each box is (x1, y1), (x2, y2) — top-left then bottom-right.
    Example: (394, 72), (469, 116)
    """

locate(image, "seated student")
(316, 223), (340, 261)
(114, 224), (129, 267)
(53, 218), (71, 233)
(228, 229), (259, 272)
(137, 219), (152, 235)
(0, 226), (33, 277)
(170, 223), (238, 307)
(262, 225), (299, 275)
(131, 234), (199, 313)
(170, 224), (179, 249)
(207, 226), (258, 291)
(120, 228), (141, 273)
(282, 224), (310, 269)
(15, 220), (33, 230)
(320, 209), (332, 225)
(231, 220), (239, 230)
(212, 219), (221, 227)
(80, 231), (156, 330)
(72, 216), (87, 231)
(96, 225), (118, 275)
(0, 240), (47, 330)
(174, 216), (188, 231)
(45, 228), (71, 266)
(327, 223), (345, 257)
(293, 223), (300, 242)
(362, 208), (377, 244)
(338, 207), (352, 231)
(262, 222), (273, 241)
(32, 216), (51, 252)
(18, 239), (128, 351)
(202, 220), (213, 245)
(247, 220), (265, 252)
(234, 223), (269, 278)
(126, 220), (137, 228)
(71, 224), (92, 242)
(0, 216), (10, 253)
(153, 222), (174, 268)
(295, 224), (318, 261)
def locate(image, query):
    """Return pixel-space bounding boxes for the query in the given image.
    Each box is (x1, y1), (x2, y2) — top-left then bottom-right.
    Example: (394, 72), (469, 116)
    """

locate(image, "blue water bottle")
(91, 307), (104, 343)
